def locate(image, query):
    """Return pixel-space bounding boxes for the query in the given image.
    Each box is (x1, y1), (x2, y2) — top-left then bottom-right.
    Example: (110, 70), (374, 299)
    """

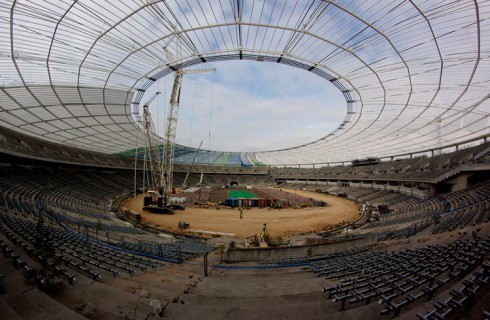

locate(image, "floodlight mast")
(161, 42), (215, 207)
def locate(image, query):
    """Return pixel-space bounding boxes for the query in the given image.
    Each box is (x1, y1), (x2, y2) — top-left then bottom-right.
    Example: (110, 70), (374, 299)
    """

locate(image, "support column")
(204, 252), (208, 277)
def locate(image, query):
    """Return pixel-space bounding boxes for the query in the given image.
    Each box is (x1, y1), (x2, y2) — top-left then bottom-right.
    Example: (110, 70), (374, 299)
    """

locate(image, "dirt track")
(124, 188), (360, 240)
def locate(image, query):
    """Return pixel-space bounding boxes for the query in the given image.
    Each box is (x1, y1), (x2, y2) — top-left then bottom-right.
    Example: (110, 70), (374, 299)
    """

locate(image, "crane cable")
(133, 126), (139, 198)
(189, 77), (197, 146)
(208, 71), (215, 164)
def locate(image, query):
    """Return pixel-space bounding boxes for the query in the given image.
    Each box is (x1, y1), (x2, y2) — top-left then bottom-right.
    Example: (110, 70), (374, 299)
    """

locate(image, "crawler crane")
(142, 42), (215, 213)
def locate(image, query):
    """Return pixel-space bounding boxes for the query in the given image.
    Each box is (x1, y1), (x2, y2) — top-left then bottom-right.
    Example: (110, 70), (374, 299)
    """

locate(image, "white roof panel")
(0, 0), (488, 164)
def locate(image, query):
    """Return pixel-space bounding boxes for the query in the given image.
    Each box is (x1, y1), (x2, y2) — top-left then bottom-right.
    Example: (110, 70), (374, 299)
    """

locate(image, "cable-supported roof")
(0, 0), (489, 166)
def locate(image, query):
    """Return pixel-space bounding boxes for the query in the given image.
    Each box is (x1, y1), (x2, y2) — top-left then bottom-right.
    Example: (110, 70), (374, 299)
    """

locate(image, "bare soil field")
(124, 188), (360, 240)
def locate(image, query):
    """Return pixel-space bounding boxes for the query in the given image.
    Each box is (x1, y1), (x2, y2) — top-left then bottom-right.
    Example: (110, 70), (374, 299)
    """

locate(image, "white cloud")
(145, 60), (346, 152)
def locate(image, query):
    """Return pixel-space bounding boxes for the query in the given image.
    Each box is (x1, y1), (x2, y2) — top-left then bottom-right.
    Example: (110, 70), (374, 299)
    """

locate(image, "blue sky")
(145, 60), (346, 152)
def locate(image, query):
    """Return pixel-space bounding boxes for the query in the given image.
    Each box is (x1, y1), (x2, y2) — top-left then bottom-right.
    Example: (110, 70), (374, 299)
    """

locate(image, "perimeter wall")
(223, 235), (377, 263)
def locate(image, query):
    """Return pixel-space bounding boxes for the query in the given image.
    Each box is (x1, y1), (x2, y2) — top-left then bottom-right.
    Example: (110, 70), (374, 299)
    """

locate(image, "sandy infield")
(124, 188), (360, 240)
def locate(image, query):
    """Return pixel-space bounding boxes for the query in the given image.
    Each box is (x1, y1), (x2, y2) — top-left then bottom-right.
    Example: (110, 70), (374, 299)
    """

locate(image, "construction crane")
(141, 36), (216, 212)
(157, 40), (215, 208)
(141, 92), (163, 195)
(161, 66), (215, 208)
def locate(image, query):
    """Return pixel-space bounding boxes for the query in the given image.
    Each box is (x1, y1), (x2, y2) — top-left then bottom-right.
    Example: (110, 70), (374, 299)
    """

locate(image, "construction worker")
(239, 207), (243, 219)
(262, 222), (267, 231)
(259, 232), (264, 243)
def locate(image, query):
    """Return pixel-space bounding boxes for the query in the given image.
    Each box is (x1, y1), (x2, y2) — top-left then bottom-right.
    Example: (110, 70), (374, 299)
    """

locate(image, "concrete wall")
(447, 173), (472, 192)
(223, 236), (377, 263)
(411, 188), (430, 199)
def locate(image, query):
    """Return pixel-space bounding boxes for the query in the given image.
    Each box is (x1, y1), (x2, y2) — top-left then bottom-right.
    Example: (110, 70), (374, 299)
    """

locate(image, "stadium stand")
(0, 165), (213, 263)
(1, 2), (489, 318)
(0, 142), (489, 319)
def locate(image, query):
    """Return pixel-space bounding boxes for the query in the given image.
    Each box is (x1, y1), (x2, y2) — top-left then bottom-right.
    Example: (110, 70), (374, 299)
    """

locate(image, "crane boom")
(158, 36), (216, 206)
(142, 92), (163, 194)
(144, 91), (161, 107)
(161, 67), (216, 205)
(182, 140), (203, 189)
(183, 67), (216, 74)
(161, 70), (183, 205)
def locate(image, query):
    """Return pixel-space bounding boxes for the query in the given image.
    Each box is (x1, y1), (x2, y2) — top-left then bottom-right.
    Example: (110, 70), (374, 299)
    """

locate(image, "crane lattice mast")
(161, 69), (183, 205)
(161, 38), (215, 206)
(142, 92), (163, 194)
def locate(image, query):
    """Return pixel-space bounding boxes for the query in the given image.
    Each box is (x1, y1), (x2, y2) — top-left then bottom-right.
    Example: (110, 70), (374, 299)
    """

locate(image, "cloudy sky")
(144, 60), (346, 152)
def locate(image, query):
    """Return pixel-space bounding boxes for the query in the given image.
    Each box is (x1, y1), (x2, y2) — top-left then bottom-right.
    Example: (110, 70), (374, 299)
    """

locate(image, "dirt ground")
(124, 188), (360, 240)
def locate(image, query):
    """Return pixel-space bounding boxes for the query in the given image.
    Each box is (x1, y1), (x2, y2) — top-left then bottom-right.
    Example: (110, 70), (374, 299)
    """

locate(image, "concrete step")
(197, 269), (324, 297)
(178, 290), (326, 307)
(164, 298), (334, 320)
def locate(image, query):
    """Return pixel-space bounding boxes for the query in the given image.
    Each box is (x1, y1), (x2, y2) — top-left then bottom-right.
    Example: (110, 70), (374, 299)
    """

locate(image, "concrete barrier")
(223, 236), (377, 263)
